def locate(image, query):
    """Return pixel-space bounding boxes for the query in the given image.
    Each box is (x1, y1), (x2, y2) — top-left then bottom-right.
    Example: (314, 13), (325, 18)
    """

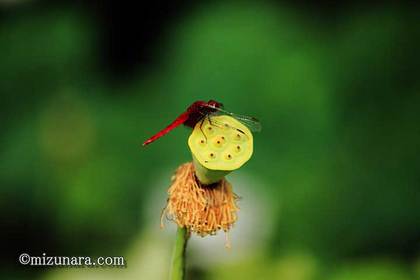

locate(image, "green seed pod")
(188, 115), (253, 184)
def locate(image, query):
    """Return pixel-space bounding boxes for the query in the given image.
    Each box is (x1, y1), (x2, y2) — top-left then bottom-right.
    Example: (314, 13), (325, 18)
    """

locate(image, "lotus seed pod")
(188, 115), (253, 184)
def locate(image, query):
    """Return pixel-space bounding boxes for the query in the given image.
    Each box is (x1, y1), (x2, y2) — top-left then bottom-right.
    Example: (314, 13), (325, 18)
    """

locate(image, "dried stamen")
(161, 162), (239, 246)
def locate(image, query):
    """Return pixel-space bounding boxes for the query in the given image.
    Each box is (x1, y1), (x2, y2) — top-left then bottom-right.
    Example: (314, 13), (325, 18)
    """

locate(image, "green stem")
(170, 226), (189, 280)
(192, 156), (230, 185)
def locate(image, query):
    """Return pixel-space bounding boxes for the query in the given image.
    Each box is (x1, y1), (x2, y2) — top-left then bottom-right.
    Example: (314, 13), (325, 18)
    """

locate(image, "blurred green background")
(1, 1), (419, 279)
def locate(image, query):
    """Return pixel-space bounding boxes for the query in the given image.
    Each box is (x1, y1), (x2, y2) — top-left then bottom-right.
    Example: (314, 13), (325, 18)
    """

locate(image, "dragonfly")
(142, 99), (261, 146)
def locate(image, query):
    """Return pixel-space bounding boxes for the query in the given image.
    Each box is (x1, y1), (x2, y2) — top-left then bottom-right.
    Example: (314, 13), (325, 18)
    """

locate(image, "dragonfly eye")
(207, 100), (223, 109)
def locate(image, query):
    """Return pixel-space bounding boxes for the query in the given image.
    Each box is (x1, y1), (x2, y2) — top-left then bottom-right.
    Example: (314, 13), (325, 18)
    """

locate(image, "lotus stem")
(170, 226), (189, 280)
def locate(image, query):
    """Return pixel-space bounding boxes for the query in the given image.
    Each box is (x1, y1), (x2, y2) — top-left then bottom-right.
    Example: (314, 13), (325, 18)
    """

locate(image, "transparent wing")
(210, 107), (262, 132)
(199, 116), (252, 142)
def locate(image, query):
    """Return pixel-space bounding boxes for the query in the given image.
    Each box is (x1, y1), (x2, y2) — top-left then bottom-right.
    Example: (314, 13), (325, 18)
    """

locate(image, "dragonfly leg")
(199, 118), (208, 142)
(233, 127), (249, 140)
(236, 128), (245, 135)
(226, 123), (250, 140)
(207, 115), (224, 129)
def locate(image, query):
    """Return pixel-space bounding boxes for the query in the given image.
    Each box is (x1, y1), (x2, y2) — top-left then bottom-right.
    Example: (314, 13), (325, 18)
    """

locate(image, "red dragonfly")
(143, 100), (261, 146)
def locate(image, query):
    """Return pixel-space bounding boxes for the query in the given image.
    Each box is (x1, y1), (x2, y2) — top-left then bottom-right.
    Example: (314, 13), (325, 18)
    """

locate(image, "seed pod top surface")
(188, 115), (253, 171)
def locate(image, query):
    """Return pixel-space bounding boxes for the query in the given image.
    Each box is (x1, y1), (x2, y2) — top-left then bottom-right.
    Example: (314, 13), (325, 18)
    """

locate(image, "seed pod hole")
(198, 139), (206, 146)
(212, 136), (226, 148)
(204, 125), (215, 135)
(225, 154), (233, 160)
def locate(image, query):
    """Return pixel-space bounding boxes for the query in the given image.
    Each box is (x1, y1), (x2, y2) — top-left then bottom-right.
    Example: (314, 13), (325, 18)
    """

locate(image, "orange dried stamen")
(161, 162), (239, 244)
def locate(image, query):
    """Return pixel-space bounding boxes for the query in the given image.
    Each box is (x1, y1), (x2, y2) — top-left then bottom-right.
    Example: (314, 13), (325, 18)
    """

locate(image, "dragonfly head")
(207, 100), (223, 109)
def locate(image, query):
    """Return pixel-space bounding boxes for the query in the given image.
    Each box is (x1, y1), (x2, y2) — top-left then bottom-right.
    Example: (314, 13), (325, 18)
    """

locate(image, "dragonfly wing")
(143, 111), (189, 146)
(205, 116), (252, 143)
(210, 107), (262, 132)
